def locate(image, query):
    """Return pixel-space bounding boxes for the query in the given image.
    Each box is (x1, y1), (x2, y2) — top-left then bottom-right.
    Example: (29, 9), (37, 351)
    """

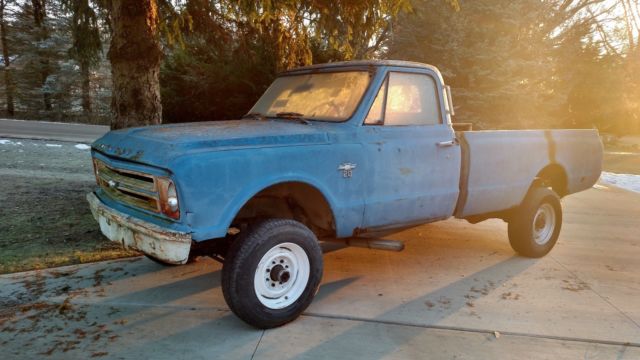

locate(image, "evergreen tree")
(390, 0), (566, 129)
(0, 0), (15, 115)
(159, 0), (417, 123)
(389, 0), (639, 134)
(64, 0), (101, 114)
(108, 0), (163, 130)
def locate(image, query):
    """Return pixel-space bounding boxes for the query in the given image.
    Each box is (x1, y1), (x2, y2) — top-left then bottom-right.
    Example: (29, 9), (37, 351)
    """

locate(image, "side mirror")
(445, 85), (455, 117)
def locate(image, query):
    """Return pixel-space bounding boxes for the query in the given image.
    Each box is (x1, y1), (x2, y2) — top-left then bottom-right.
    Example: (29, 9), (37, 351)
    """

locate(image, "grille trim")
(95, 159), (160, 213)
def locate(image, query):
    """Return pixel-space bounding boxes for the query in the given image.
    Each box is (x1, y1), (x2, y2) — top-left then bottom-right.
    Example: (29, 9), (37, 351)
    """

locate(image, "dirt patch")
(500, 291), (521, 300)
(561, 278), (591, 292)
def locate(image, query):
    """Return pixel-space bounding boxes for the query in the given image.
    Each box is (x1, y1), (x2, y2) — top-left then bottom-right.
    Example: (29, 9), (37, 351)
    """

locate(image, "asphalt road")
(0, 119), (109, 143)
(1, 184), (639, 359)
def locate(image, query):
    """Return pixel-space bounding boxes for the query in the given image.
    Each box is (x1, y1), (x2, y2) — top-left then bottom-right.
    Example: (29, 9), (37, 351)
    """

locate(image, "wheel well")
(231, 182), (336, 238)
(534, 164), (568, 197)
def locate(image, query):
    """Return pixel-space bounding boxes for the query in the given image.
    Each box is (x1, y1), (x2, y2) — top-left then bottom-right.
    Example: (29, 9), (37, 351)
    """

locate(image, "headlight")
(158, 177), (180, 219)
(166, 182), (179, 212)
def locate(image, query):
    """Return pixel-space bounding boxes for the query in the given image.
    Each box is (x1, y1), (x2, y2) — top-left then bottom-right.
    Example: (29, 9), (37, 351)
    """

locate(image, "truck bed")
(454, 129), (602, 218)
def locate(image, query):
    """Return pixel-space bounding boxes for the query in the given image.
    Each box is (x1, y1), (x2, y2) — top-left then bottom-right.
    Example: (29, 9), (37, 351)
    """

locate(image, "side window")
(386, 72), (440, 126)
(364, 72), (441, 126)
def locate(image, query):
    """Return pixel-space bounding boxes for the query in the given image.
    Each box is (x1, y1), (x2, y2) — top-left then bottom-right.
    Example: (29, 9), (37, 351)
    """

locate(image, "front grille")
(95, 159), (160, 213)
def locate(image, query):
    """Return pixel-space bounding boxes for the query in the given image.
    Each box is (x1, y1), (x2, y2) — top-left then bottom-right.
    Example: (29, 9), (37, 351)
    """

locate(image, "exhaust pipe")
(323, 237), (405, 252)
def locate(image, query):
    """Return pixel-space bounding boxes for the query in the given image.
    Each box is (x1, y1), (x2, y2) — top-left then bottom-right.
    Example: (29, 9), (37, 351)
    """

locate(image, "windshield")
(249, 71), (371, 122)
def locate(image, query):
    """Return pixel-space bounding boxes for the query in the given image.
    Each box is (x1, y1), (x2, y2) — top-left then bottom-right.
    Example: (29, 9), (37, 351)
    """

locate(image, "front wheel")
(508, 187), (562, 258)
(221, 219), (323, 329)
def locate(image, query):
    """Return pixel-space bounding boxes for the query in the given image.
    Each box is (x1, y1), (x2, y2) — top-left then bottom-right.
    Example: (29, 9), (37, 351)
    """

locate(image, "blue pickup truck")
(87, 60), (602, 328)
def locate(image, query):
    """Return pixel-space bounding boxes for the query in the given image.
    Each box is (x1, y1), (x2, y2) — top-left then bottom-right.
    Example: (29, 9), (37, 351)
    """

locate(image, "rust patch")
(87, 192), (192, 265)
(544, 130), (557, 164)
(399, 167), (413, 175)
(128, 150), (144, 161)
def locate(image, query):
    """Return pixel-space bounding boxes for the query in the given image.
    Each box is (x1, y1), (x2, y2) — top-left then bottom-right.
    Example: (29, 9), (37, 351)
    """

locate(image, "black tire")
(221, 219), (323, 329)
(508, 187), (562, 258)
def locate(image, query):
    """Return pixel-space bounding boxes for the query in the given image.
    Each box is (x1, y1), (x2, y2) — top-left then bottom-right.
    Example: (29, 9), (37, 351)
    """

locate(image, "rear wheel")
(508, 187), (562, 258)
(221, 219), (323, 329)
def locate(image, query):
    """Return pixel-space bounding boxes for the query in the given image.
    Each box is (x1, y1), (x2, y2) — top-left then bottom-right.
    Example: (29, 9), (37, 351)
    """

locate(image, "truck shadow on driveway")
(282, 256), (537, 359)
(91, 236), (532, 358)
(1, 231), (538, 359)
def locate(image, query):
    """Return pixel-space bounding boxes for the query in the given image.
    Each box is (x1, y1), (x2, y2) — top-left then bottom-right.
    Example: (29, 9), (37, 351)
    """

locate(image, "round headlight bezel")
(158, 177), (180, 219)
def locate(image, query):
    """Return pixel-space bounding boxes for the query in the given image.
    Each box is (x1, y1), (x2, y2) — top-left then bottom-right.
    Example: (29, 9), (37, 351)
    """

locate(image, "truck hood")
(92, 120), (330, 167)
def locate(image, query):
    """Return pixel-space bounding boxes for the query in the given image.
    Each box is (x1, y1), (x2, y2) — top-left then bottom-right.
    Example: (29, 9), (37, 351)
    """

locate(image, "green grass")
(0, 175), (138, 274)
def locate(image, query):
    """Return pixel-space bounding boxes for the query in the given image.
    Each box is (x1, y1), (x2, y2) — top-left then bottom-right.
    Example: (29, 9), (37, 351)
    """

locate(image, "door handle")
(436, 139), (458, 147)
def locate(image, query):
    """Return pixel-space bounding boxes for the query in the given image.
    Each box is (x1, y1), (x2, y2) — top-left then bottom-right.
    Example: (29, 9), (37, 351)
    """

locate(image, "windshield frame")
(248, 66), (377, 124)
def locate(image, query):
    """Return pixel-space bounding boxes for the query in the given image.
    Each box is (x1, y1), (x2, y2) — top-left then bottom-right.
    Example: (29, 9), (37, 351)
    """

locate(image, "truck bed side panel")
(455, 129), (602, 218)
(551, 129), (603, 195)
(456, 130), (549, 218)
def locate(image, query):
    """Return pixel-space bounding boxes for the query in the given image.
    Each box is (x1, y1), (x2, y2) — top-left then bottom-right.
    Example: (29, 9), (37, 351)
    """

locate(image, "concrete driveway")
(1, 184), (639, 359)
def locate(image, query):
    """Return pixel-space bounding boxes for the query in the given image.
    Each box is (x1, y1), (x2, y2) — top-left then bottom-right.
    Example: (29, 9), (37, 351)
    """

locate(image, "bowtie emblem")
(338, 163), (357, 178)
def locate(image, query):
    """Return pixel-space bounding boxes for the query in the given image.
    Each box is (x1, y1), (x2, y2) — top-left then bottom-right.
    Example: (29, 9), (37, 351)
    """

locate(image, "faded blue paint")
(456, 129), (602, 218)
(356, 65), (461, 228)
(89, 60), (602, 243)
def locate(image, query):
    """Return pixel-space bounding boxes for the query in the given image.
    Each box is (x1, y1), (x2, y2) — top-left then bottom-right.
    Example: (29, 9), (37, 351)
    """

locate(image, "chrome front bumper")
(87, 192), (192, 264)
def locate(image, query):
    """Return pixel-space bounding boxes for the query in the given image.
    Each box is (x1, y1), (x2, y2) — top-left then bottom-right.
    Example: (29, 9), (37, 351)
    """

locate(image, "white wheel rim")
(254, 242), (310, 309)
(532, 203), (556, 245)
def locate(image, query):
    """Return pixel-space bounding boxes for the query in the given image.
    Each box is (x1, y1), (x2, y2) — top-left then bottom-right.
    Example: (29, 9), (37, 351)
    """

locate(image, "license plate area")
(98, 214), (134, 247)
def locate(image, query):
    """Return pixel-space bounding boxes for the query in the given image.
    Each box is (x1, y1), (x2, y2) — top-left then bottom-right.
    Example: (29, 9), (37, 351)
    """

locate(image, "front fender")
(176, 143), (366, 241)
(220, 174), (339, 235)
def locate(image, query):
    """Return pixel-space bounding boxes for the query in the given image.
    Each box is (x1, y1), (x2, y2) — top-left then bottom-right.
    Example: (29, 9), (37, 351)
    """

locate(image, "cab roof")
(282, 60), (441, 75)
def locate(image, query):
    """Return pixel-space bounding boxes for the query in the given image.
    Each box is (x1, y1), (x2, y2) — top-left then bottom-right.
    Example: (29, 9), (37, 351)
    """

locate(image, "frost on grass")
(599, 172), (640, 193)
(75, 144), (91, 150)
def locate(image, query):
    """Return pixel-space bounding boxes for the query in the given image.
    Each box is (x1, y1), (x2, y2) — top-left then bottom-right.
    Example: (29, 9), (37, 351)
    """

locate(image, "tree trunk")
(31, 0), (52, 111)
(0, 2), (14, 116)
(107, 0), (162, 130)
(80, 60), (91, 113)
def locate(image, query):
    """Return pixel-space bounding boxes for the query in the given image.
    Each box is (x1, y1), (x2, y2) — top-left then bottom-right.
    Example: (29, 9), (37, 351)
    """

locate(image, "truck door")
(359, 70), (461, 228)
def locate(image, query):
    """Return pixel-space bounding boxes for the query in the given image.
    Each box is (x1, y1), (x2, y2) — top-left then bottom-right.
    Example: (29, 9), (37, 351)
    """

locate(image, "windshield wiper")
(242, 112), (267, 121)
(276, 111), (305, 117)
(274, 112), (311, 125)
